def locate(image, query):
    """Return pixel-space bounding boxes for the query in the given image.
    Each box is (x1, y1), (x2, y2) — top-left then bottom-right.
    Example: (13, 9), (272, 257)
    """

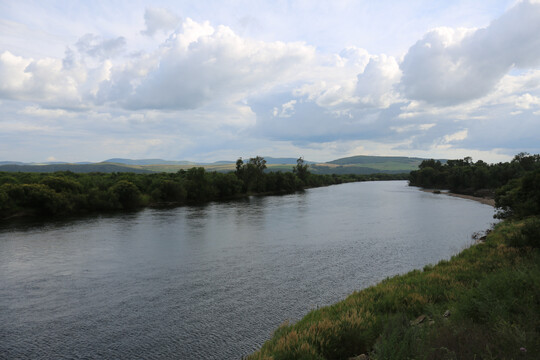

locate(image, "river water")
(0, 181), (495, 359)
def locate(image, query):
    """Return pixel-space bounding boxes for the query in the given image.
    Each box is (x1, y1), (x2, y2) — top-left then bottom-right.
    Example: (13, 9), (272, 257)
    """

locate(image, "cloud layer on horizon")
(0, 0), (539, 163)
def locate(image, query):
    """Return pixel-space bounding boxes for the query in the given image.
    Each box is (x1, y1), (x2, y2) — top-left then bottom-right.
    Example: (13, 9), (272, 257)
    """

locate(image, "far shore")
(421, 189), (495, 207)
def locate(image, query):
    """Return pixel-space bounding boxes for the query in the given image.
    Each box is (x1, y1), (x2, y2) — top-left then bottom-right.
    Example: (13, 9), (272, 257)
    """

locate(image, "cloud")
(0, 51), (32, 97)
(1, 3), (539, 164)
(443, 129), (468, 143)
(75, 34), (126, 59)
(514, 93), (540, 109)
(0, 51), (81, 104)
(338, 46), (371, 69)
(294, 49), (400, 111)
(390, 123), (435, 133)
(400, 0), (540, 105)
(354, 54), (401, 108)
(273, 100), (297, 118)
(99, 18), (315, 110)
(141, 7), (181, 36)
(18, 106), (75, 118)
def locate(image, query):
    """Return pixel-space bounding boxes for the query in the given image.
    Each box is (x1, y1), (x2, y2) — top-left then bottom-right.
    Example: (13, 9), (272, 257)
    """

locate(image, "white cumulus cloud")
(99, 18), (315, 110)
(400, 0), (540, 105)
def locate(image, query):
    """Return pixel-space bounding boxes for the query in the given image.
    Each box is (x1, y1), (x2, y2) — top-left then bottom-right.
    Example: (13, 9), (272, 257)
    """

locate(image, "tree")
(235, 156), (267, 192)
(110, 180), (142, 209)
(235, 157), (245, 182)
(40, 176), (82, 193)
(495, 169), (540, 219)
(185, 167), (216, 201)
(248, 156), (267, 172)
(153, 180), (186, 202)
(512, 152), (540, 172)
(247, 156), (267, 192)
(293, 157), (309, 184)
(418, 159), (442, 170)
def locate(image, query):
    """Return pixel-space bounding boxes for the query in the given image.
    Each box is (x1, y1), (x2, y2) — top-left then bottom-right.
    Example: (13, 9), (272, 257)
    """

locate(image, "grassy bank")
(248, 217), (540, 359)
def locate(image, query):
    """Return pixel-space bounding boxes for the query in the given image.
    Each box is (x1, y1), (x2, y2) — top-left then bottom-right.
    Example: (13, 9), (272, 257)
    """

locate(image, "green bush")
(505, 217), (540, 248)
(109, 180), (143, 209)
(152, 180), (186, 202)
(40, 176), (82, 193)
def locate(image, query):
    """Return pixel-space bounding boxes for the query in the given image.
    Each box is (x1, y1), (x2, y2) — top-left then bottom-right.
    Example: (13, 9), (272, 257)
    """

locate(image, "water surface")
(0, 181), (495, 359)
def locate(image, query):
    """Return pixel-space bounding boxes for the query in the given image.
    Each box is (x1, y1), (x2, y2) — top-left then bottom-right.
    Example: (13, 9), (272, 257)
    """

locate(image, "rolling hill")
(0, 155), (437, 174)
(310, 155), (431, 174)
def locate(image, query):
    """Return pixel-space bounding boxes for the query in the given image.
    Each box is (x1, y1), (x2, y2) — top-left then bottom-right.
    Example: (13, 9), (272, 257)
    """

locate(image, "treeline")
(409, 152), (540, 219)
(409, 153), (540, 195)
(0, 156), (408, 219)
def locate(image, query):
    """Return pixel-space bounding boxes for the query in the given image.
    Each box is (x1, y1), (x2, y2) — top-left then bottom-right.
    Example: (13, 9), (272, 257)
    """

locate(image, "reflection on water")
(0, 181), (495, 359)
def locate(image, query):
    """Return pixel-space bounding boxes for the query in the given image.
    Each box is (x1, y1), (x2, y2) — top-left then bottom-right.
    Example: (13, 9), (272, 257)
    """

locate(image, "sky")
(1, 0), (539, 164)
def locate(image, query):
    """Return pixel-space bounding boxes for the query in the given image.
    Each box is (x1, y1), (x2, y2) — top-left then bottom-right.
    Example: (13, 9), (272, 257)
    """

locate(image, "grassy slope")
(310, 156), (425, 174)
(248, 218), (540, 360)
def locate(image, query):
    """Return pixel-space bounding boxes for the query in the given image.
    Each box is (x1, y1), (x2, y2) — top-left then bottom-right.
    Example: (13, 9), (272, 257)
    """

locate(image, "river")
(0, 181), (495, 359)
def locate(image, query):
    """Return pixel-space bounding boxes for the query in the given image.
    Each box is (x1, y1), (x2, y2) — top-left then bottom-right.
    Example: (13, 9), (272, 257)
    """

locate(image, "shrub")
(505, 217), (540, 248)
(40, 176), (82, 193)
(109, 180), (143, 209)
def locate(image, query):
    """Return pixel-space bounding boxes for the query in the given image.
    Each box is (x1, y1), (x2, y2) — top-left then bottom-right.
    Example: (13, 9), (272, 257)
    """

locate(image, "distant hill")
(0, 161), (26, 165)
(0, 155), (441, 174)
(262, 157), (316, 165)
(307, 155), (429, 174)
(327, 155), (425, 165)
(0, 164), (153, 174)
(103, 158), (196, 166)
(211, 161), (236, 165)
(309, 165), (407, 175)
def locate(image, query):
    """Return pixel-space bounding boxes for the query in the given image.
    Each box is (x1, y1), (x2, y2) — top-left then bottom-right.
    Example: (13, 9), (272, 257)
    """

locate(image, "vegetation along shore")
(248, 153), (540, 359)
(0, 156), (407, 220)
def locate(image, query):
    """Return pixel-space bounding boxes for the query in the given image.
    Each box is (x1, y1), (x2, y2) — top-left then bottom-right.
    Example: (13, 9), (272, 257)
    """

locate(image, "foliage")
(504, 217), (540, 248)
(292, 157), (309, 184)
(235, 156), (268, 192)
(0, 157), (408, 219)
(409, 152), (540, 195)
(495, 169), (540, 219)
(109, 180), (143, 209)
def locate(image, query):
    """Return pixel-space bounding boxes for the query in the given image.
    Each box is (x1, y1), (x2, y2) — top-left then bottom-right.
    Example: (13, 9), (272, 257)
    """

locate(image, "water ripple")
(0, 181), (495, 359)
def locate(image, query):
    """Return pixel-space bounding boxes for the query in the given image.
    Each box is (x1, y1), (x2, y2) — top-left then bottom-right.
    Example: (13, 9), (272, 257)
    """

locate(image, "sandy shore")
(421, 189), (495, 207)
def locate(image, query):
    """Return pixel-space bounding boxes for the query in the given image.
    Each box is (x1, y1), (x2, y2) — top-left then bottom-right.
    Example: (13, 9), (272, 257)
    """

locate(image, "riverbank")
(247, 217), (540, 359)
(420, 189), (496, 206)
(0, 170), (408, 221)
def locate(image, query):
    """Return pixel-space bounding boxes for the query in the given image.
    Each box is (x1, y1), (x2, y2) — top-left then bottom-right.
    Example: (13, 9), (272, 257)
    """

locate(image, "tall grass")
(248, 218), (540, 359)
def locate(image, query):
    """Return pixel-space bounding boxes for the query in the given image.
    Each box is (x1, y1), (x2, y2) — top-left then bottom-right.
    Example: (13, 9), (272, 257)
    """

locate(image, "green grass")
(248, 218), (540, 359)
